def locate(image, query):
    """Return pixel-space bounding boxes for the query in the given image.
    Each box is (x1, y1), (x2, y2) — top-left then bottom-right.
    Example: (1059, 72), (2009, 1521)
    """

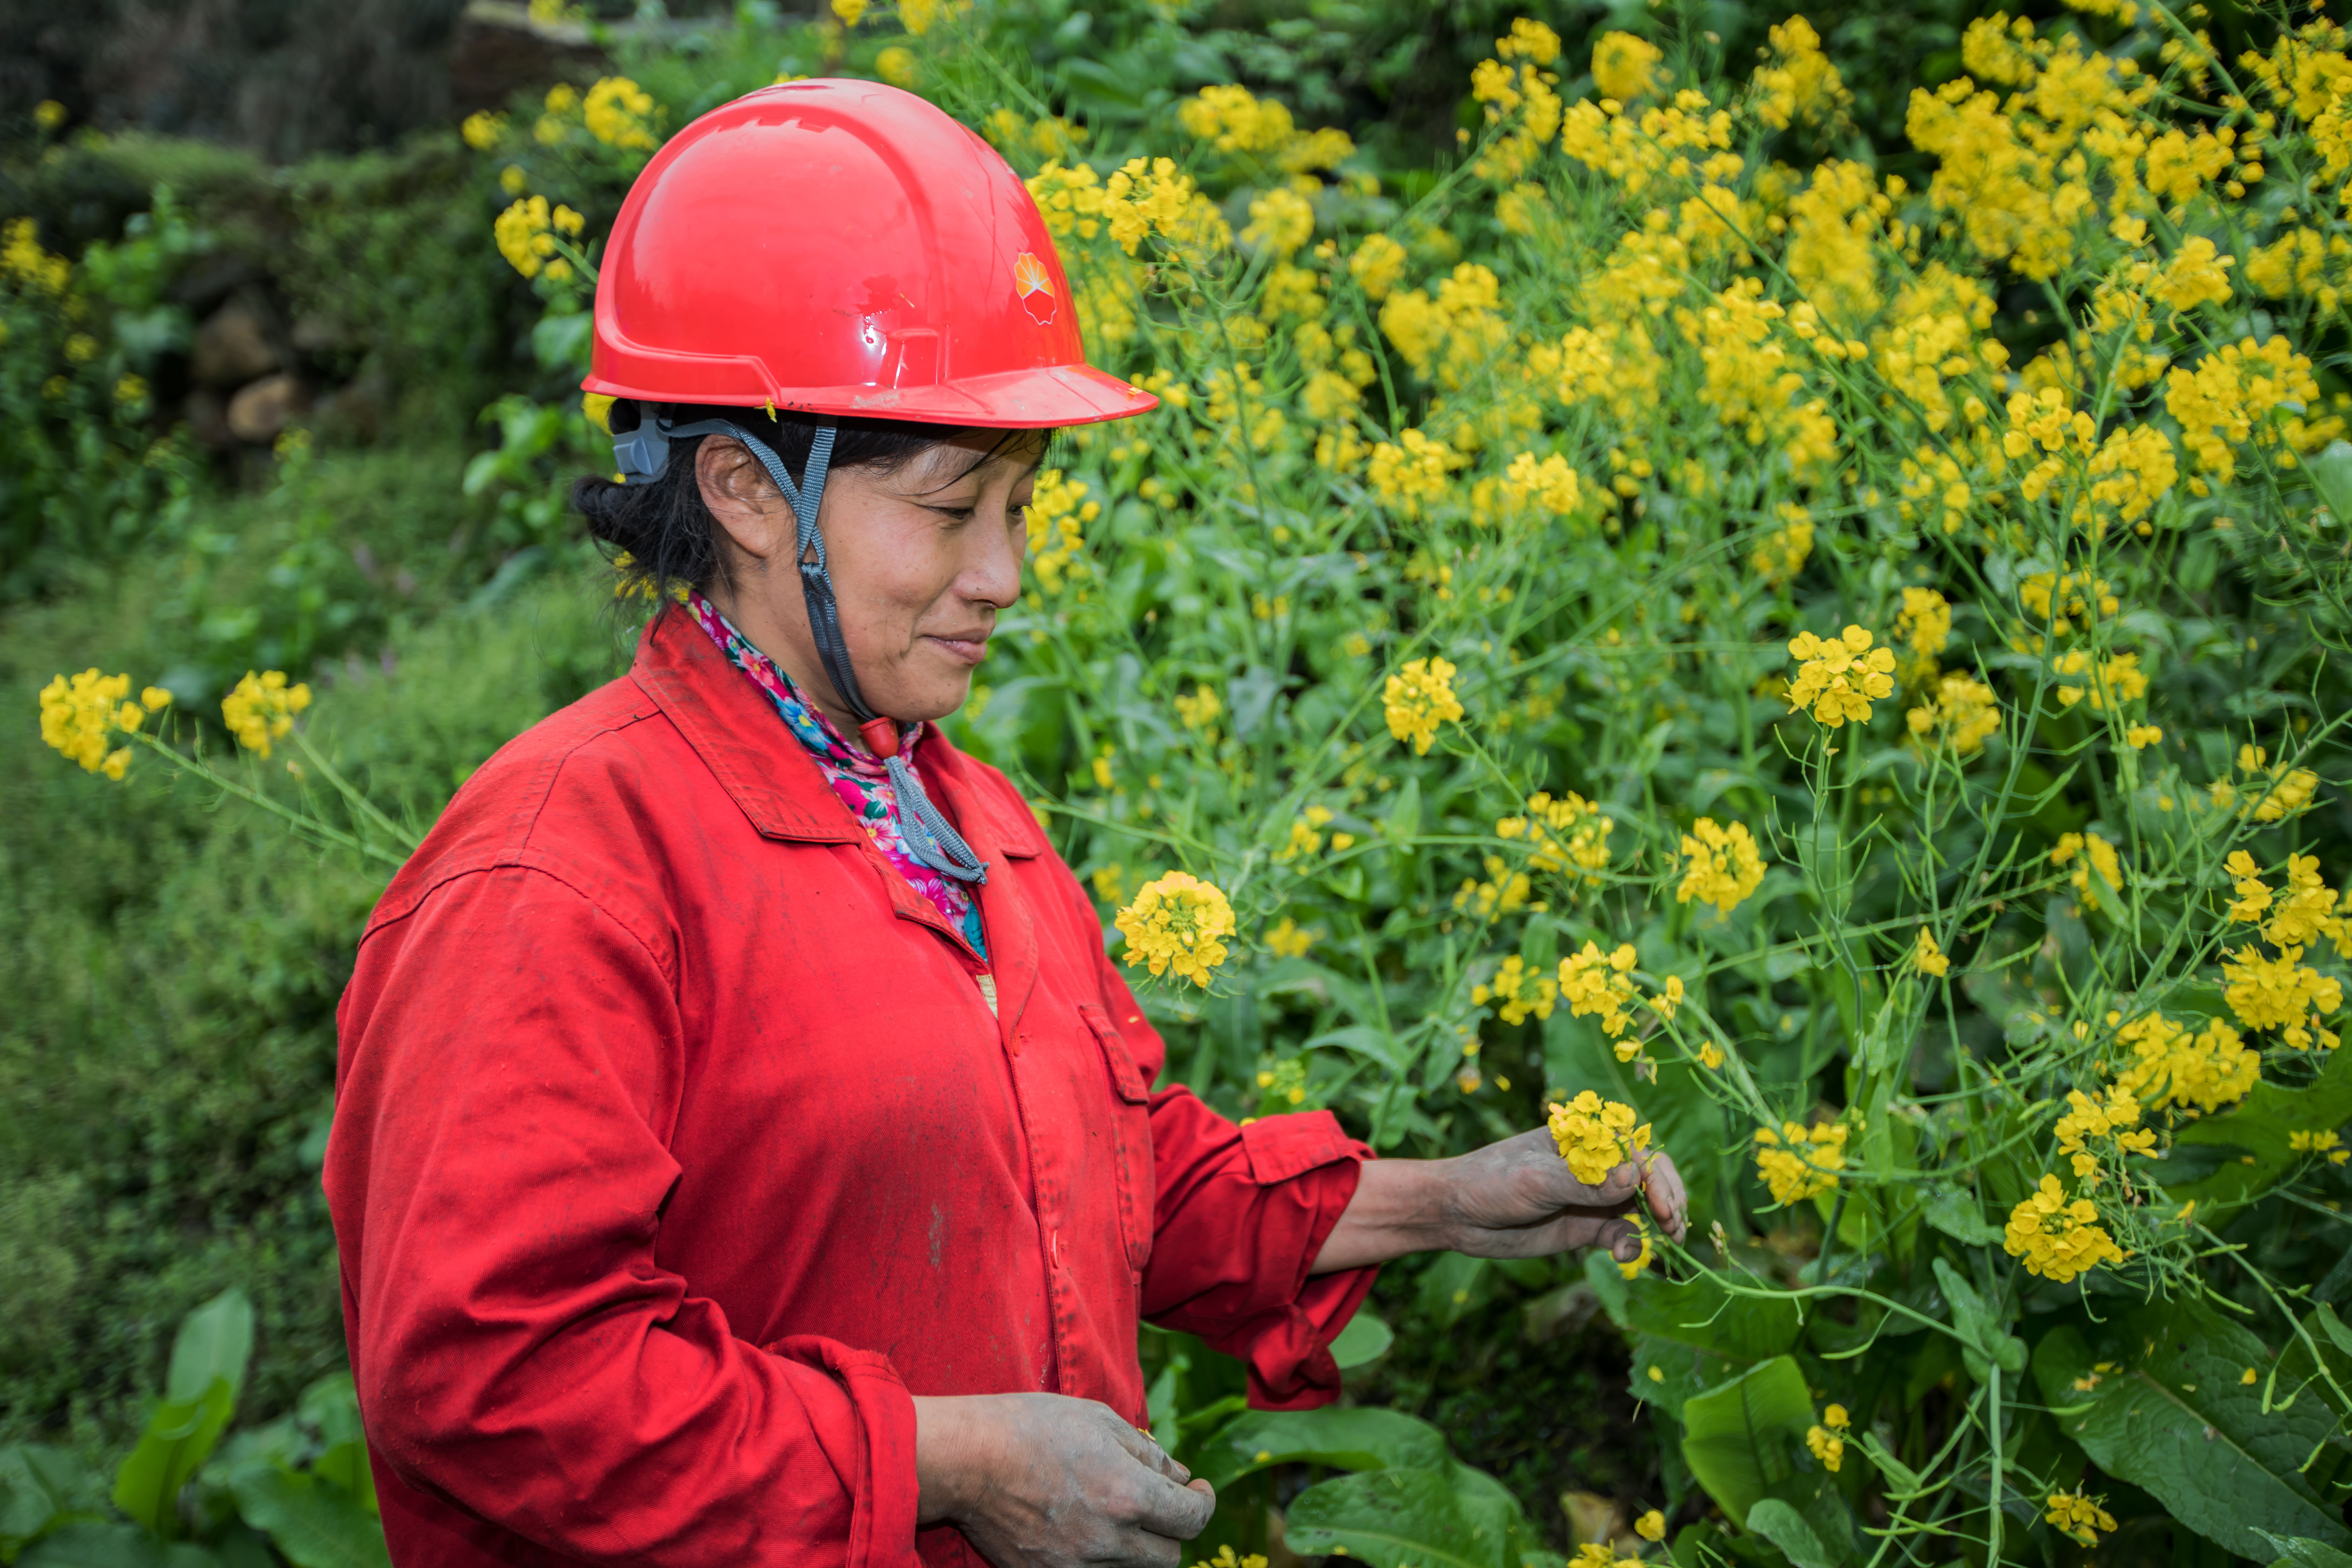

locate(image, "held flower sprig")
(1546, 1090), (1651, 1185)
(1115, 872), (1237, 988)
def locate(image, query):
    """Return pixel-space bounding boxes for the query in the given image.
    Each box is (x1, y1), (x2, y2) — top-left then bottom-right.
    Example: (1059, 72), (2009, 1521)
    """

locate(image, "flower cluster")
(38, 670), (166, 780)
(1905, 671), (2002, 756)
(1114, 872), (1236, 988)
(1754, 1118), (1847, 1205)
(221, 670), (313, 759)
(1805, 1403), (1849, 1472)
(1675, 818), (1766, 914)
(1495, 790), (1612, 880)
(1022, 469), (1098, 593)
(1547, 1090), (1650, 1185)
(1383, 658), (1464, 755)
(2052, 1085), (2155, 1183)
(2003, 1174), (2126, 1283)
(494, 195), (586, 281)
(1785, 625), (1896, 727)
(2051, 831), (2125, 912)
(1473, 954), (1557, 1025)
(2108, 1010), (2259, 1114)
(2045, 1491), (2117, 1548)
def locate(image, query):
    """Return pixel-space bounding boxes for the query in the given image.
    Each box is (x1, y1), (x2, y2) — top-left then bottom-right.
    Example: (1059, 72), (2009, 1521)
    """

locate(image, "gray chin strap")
(617, 405), (987, 886)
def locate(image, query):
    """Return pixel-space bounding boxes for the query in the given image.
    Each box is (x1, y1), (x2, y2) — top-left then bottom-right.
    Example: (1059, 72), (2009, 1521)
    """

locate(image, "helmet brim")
(582, 361), (1157, 430)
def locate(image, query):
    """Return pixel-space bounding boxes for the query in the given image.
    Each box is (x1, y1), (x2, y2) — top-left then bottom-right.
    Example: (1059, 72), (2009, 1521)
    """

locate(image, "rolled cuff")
(1143, 1108), (1377, 1411)
(764, 1336), (923, 1568)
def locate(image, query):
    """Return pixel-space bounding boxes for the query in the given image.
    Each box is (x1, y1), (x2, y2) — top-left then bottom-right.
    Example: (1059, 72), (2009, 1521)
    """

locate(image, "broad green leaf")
(16, 1521), (219, 1567)
(2259, 1531), (2352, 1568)
(1917, 1184), (2004, 1247)
(1282, 1465), (1526, 1568)
(166, 1290), (254, 1406)
(295, 1377), (374, 1512)
(1744, 1500), (1832, 1568)
(2032, 1301), (2352, 1556)
(2305, 439), (2352, 524)
(1679, 1356), (1816, 1524)
(1195, 1407), (1447, 1490)
(1330, 1310), (1394, 1370)
(112, 1382), (234, 1537)
(2, 1445), (104, 1549)
(1625, 1270), (1800, 1362)
(229, 1470), (391, 1568)
(2168, 1046), (2352, 1215)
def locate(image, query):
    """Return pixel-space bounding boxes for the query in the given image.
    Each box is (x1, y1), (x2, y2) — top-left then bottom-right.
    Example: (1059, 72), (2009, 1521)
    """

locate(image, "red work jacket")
(326, 610), (1375, 1568)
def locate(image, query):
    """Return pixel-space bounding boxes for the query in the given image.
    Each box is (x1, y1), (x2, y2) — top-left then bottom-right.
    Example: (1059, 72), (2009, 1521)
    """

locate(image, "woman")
(326, 80), (1686, 1568)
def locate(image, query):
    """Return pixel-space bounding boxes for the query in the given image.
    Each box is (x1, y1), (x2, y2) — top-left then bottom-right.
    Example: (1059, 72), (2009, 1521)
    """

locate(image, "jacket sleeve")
(1091, 958), (1379, 1410)
(327, 864), (920, 1568)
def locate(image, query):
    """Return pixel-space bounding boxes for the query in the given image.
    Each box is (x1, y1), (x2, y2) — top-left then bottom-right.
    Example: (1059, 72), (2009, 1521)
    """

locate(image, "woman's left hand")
(1310, 1128), (1687, 1274)
(1437, 1126), (1687, 1260)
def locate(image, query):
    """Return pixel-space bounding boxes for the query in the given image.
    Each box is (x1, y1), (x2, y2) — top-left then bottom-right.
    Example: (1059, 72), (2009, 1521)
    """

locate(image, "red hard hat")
(584, 78), (1154, 429)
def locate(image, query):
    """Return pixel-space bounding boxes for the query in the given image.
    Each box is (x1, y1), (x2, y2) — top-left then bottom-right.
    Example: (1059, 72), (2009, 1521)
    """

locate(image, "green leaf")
(1930, 1259), (2025, 1381)
(1679, 1357), (1816, 1524)
(1281, 1465), (1527, 1568)
(112, 1382), (234, 1538)
(1, 1445), (105, 1550)
(2032, 1301), (2352, 1556)
(16, 1522), (219, 1568)
(1195, 1407), (1447, 1490)
(1744, 1500), (1833, 1568)
(2258, 1531), (2352, 1568)
(2168, 1045), (2352, 1215)
(1625, 1270), (1801, 1362)
(166, 1292), (253, 1406)
(2304, 439), (2352, 524)
(1917, 1184), (2004, 1247)
(1330, 1310), (1394, 1370)
(228, 1470), (390, 1568)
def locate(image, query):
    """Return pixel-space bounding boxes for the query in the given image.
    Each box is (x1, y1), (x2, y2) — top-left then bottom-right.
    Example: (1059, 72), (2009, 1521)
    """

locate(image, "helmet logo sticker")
(1013, 251), (1056, 326)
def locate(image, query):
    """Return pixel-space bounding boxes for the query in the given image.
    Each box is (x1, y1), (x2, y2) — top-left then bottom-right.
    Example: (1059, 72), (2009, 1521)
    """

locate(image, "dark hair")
(572, 401), (1049, 603)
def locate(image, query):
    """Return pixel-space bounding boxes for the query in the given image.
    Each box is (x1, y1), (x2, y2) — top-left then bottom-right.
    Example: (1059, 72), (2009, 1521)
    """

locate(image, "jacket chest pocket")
(1079, 1002), (1154, 1274)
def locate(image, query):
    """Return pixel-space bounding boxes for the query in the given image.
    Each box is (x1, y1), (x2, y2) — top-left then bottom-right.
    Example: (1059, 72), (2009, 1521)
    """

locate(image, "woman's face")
(698, 430), (1040, 730)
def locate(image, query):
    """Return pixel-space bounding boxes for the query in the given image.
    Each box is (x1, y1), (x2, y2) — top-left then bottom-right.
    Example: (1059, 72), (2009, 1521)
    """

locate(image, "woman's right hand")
(913, 1392), (1217, 1568)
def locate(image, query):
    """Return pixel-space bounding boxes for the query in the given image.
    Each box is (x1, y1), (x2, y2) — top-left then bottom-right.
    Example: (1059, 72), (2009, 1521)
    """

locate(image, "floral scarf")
(686, 591), (988, 963)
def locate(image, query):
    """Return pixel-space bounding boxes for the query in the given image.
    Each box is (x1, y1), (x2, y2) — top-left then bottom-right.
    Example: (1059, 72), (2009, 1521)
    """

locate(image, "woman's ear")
(697, 438), (790, 566)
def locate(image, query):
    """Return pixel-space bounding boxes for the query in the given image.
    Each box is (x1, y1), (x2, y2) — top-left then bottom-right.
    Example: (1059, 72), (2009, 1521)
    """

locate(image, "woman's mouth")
(924, 632), (990, 666)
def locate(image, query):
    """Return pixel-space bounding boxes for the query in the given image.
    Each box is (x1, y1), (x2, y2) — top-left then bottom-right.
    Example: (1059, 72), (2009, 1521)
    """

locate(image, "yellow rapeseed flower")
(1547, 1090), (1650, 1184)
(1785, 625), (1896, 727)
(1912, 927), (1951, 976)
(1905, 671), (2001, 755)
(462, 111), (507, 150)
(1115, 871), (1236, 988)
(1805, 1423), (1844, 1472)
(1473, 954), (1557, 1024)
(1383, 657), (1463, 755)
(584, 77), (657, 150)
(38, 669), (137, 779)
(1755, 1119), (1846, 1204)
(220, 670), (311, 760)
(2004, 1174), (2124, 1282)
(1496, 791), (1613, 880)
(1634, 1509), (1666, 1543)
(2045, 1491), (2117, 1548)
(1264, 917), (1318, 959)
(2051, 831), (2124, 911)
(1591, 31), (1664, 102)
(1675, 818), (1766, 914)
(1174, 682), (1222, 730)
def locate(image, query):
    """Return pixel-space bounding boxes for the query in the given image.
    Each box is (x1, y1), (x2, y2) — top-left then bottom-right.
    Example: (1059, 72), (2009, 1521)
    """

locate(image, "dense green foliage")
(10, 0), (2352, 1563)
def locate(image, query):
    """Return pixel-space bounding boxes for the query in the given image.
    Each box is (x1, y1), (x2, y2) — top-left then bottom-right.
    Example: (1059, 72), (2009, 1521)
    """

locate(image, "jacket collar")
(631, 609), (1048, 1029)
(628, 608), (1047, 861)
